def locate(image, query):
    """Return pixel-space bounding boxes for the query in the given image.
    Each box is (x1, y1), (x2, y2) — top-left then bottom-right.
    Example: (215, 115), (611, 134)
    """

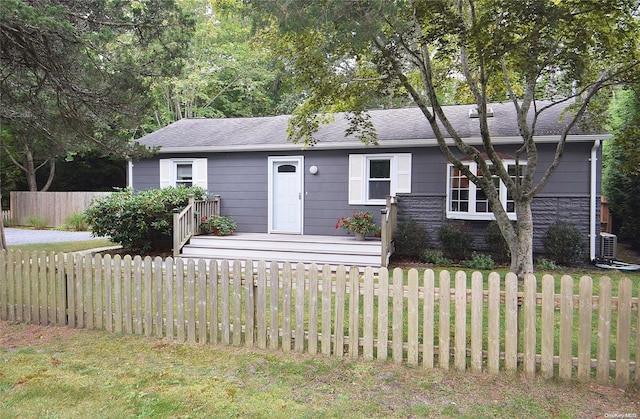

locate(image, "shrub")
(65, 212), (88, 231)
(85, 186), (207, 252)
(462, 253), (496, 270)
(437, 222), (473, 260)
(26, 215), (48, 229)
(537, 258), (561, 271)
(542, 220), (586, 266)
(422, 248), (453, 266)
(394, 220), (430, 259)
(200, 215), (236, 236)
(485, 221), (510, 262)
(336, 211), (380, 236)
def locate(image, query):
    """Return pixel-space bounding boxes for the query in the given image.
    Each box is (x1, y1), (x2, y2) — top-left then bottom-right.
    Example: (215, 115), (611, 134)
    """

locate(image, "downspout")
(589, 139), (601, 261)
(127, 160), (133, 189)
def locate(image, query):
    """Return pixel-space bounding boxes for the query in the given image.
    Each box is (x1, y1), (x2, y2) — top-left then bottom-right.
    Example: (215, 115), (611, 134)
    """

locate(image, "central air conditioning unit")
(599, 233), (617, 259)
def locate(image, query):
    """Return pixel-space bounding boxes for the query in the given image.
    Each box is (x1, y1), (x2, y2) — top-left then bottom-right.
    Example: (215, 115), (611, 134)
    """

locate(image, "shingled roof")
(137, 100), (607, 153)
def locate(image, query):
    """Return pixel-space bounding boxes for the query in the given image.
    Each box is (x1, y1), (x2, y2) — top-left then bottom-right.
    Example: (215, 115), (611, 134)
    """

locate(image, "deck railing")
(172, 195), (221, 256)
(380, 196), (398, 267)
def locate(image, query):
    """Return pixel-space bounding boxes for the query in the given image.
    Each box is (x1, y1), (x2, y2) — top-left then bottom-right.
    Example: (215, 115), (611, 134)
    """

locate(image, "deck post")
(213, 195), (221, 216)
(187, 194), (195, 235)
(172, 208), (180, 257)
(381, 208), (389, 267)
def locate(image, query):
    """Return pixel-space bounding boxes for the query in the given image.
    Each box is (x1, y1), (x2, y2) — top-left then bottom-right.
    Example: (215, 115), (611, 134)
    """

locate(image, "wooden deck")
(180, 233), (383, 268)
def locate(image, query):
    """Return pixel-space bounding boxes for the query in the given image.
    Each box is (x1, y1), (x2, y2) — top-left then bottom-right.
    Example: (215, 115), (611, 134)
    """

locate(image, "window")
(446, 161), (523, 220)
(159, 158), (208, 189)
(175, 163), (193, 187)
(349, 154), (411, 205)
(367, 158), (391, 200)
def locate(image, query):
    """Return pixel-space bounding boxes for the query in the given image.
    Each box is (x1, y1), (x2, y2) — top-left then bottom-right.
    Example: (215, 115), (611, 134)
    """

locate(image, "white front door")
(269, 157), (303, 234)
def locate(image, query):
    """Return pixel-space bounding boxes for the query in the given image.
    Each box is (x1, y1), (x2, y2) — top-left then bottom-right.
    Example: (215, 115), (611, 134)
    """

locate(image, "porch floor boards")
(180, 232), (382, 268)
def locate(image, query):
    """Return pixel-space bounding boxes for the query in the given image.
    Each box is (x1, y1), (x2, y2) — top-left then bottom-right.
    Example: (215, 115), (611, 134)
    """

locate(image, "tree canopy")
(147, 0), (295, 130)
(0, 0), (195, 190)
(252, 0), (640, 276)
(603, 88), (640, 250)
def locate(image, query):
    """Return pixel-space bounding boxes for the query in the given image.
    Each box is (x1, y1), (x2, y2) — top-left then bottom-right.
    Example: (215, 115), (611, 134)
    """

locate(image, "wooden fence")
(9, 191), (112, 227)
(0, 250), (638, 388)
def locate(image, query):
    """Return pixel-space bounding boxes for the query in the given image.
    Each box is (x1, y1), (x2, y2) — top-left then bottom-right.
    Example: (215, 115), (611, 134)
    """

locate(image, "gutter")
(589, 139), (601, 261)
(149, 134), (611, 154)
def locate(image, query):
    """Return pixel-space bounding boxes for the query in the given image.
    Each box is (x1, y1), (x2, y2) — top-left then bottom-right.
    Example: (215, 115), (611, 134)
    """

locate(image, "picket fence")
(0, 250), (638, 388)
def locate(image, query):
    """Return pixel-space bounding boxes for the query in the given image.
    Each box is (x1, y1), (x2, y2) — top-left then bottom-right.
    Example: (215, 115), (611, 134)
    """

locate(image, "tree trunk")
(511, 200), (535, 278)
(24, 147), (38, 191)
(40, 159), (56, 192)
(0, 173), (6, 250)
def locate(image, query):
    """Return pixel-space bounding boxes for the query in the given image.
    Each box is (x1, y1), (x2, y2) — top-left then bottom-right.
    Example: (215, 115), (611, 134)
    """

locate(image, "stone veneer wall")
(397, 194), (597, 258)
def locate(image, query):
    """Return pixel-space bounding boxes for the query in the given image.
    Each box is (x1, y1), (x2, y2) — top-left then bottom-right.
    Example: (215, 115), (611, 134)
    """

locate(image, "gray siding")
(131, 140), (601, 254)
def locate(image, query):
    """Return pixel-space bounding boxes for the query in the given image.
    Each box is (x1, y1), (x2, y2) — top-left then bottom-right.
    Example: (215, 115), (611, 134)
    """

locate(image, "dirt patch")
(0, 320), (80, 350)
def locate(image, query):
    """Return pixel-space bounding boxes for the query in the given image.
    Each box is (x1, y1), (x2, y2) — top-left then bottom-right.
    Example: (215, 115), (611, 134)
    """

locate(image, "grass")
(7, 238), (116, 253)
(1, 320), (638, 418)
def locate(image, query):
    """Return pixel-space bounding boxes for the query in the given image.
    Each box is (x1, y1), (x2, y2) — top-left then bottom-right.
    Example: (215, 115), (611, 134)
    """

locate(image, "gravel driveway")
(4, 228), (98, 245)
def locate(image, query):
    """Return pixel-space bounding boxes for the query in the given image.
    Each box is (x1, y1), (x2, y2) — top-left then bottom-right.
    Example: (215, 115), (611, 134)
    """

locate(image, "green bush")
(85, 186), (207, 252)
(437, 222), (473, 260)
(200, 215), (237, 236)
(542, 220), (586, 266)
(462, 252), (496, 270)
(394, 220), (430, 259)
(26, 215), (48, 229)
(422, 248), (453, 266)
(536, 258), (561, 271)
(485, 221), (510, 262)
(65, 212), (88, 231)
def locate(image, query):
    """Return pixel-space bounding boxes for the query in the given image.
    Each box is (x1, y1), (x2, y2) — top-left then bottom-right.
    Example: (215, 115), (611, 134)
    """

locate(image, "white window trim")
(159, 158), (208, 190)
(446, 160), (520, 221)
(348, 153), (412, 205)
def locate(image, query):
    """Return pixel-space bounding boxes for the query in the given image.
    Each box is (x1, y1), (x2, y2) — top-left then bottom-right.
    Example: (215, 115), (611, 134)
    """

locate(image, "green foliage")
(64, 213), (88, 231)
(462, 253), (496, 270)
(422, 249), (453, 266)
(536, 258), (561, 271)
(542, 221), (586, 266)
(485, 221), (510, 262)
(394, 220), (430, 259)
(26, 216), (48, 230)
(0, 0), (193, 190)
(200, 215), (237, 236)
(149, 0), (287, 128)
(437, 222), (473, 261)
(84, 186), (207, 252)
(603, 88), (640, 250)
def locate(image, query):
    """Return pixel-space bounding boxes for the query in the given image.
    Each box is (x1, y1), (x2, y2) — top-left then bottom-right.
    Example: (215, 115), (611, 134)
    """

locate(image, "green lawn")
(7, 238), (116, 253)
(1, 320), (638, 418)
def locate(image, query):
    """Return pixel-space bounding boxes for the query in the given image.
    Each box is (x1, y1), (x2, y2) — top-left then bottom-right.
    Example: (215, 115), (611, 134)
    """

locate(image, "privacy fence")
(9, 191), (112, 227)
(0, 250), (637, 388)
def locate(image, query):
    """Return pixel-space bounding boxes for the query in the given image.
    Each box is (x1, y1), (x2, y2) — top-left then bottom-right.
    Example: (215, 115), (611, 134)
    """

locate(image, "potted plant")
(335, 211), (380, 240)
(200, 215), (237, 236)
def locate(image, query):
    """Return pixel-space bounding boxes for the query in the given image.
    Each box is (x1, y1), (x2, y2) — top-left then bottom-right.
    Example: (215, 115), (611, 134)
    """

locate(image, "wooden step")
(181, 233), (382, 268)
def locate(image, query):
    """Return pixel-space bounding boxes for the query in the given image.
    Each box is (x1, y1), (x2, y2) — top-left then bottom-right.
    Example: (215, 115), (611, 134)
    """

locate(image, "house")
(129, 101), (608, 263)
